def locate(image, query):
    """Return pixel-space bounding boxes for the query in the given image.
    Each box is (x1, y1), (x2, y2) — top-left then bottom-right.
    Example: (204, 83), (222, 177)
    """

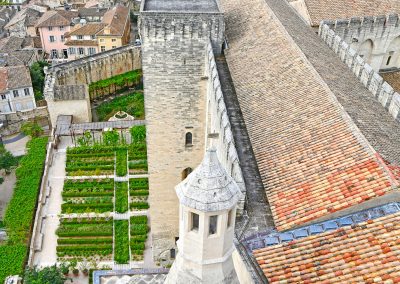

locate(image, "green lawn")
(96, 92), (144, 121)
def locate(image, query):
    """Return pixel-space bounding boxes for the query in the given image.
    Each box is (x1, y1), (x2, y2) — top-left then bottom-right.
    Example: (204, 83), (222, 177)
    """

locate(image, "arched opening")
(382, 36), (400, 69)
(357, 39), (374, 63)
(181, 167), (193, 180)
(185, 132), (192, 146)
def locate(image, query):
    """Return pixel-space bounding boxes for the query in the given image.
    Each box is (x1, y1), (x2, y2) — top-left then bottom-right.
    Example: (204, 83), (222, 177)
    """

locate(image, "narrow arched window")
(182, 167), (193, 180)
(387, 56), (392, 66)
(185, 132), (192, 146)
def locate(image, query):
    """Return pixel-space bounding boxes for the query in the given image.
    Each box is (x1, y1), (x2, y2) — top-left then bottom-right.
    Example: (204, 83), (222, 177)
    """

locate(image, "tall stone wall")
(51, 45), (141, 86)
(205, 42), (246, 213)
(140, 10), (224, 261)
(319, 24), (400, 122)
(321, 15), (400, 71)
(44, 45), (141, 127)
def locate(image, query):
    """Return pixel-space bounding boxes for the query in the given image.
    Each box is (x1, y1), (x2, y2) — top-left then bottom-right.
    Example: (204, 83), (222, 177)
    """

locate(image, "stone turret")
(164, 148), (242, 284)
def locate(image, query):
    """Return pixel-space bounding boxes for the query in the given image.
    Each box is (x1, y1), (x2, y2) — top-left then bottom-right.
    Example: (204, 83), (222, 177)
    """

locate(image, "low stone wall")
(27, 140), (55, 266)
(0, 107), (49, 136)
(205, 41), (246, 214)
(319, 24), (400, 122)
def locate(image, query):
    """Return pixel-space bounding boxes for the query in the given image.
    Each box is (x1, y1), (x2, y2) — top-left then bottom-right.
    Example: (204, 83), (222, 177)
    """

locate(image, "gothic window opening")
(185, 132), (192, 146)
(182, 167), (192, 180)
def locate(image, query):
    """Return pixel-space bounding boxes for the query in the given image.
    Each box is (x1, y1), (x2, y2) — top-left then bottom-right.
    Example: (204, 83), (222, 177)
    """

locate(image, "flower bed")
(114, 220), (130, 264)
(56, 218), (113, 260)
(115, 182), (128, 213)
(128, 143), (147, 174)
(62, 179), (114, 197)
(0, 137), (48, 283)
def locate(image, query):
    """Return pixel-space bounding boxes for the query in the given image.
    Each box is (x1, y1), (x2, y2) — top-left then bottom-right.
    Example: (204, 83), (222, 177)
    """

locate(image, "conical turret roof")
(175, 148), (242, 212)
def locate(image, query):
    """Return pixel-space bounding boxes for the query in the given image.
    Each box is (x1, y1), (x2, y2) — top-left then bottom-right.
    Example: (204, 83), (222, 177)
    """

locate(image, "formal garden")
(56, 125), (150, 266)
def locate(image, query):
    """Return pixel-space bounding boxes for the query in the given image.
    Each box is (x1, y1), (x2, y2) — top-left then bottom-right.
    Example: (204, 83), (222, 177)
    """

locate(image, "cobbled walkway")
(263, 0), (400, 165)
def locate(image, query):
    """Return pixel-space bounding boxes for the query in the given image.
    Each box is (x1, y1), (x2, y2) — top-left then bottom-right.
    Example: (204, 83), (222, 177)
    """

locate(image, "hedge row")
(130, 202), (149, 210)
(58, 237), (112, 245)
(116, 150), (127, 177)
(129, 178), (149, 190)
(114, 220), (130, 264)
(115, 182), (128, 213)
(0, 137), (48, 283)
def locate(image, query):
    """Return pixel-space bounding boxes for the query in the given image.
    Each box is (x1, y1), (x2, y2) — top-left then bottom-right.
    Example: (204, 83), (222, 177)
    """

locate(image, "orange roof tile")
(219, 0), (399, 231)
(254, 211), (400, 283)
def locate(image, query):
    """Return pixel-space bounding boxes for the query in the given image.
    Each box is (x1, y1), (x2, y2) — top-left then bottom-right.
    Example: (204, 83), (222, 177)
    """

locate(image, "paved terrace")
(219, 0), (400, 231)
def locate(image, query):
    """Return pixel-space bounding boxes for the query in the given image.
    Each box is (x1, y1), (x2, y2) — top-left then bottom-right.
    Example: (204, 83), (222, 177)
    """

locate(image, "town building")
(5, 8), (43, 38)
(35, 9), (78, 61)
(96, 5), (130, 52)
(64, 23), (103, 59)
(0, 6), (16, 38)
(0, 65), (36, 113)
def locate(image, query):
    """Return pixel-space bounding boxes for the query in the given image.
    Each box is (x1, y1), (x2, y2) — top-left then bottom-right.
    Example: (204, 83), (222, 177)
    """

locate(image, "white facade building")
(0, 66), (37, 113)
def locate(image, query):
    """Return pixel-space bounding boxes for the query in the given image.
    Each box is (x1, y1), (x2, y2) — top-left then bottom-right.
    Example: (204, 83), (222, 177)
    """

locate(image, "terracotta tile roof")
(36, 10), (78, 28)
(64, 39), (98, 46)
(254, 210), (400, 283)
(0, 66), (32, 91)
(98, 5), (129, 36)
(302, 0), (400, 26)
(219, 0), (399, 231)
(68, 23), (105, 36)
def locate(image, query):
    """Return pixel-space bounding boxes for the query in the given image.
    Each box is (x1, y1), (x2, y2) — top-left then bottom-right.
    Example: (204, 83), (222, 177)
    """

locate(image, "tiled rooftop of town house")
(219, 0), (400, 231)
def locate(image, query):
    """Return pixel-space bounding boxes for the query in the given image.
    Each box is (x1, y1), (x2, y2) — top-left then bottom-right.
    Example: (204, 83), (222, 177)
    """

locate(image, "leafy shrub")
(21, 121), (43, 137)
(57, 222), (113, 237)
(115, 182), (128, 213)
(114, 221), (129, 264)
(129, 190), (149, 196)
(24, 265), (66, 284)
(130, 215), (148, 224)
(0, 144), (18, 173)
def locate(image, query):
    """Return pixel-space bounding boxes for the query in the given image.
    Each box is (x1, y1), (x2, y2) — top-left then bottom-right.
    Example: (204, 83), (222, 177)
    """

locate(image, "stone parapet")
(319, 23), (400, 121)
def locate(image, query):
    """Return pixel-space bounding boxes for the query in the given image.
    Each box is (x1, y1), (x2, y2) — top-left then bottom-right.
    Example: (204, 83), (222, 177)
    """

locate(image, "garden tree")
(29, 61), (49, 101)
(130, 125), (146, 143)
(23, 265), (66, 284)
(0, 144), (18, 173)
(102, 130), (119, 146)
(21, 121), (43, 137)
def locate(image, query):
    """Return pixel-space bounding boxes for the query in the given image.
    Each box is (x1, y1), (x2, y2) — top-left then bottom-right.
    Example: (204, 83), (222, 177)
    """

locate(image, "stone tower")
(139, 0), (225, 260)
(165, 148), (241, 283)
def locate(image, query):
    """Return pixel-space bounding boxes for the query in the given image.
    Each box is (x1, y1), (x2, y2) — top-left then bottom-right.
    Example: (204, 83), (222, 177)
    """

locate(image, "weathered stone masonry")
(140, 2), (226, 260)
(319, 23), (400, 122)
(44, 45), (141, 126)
